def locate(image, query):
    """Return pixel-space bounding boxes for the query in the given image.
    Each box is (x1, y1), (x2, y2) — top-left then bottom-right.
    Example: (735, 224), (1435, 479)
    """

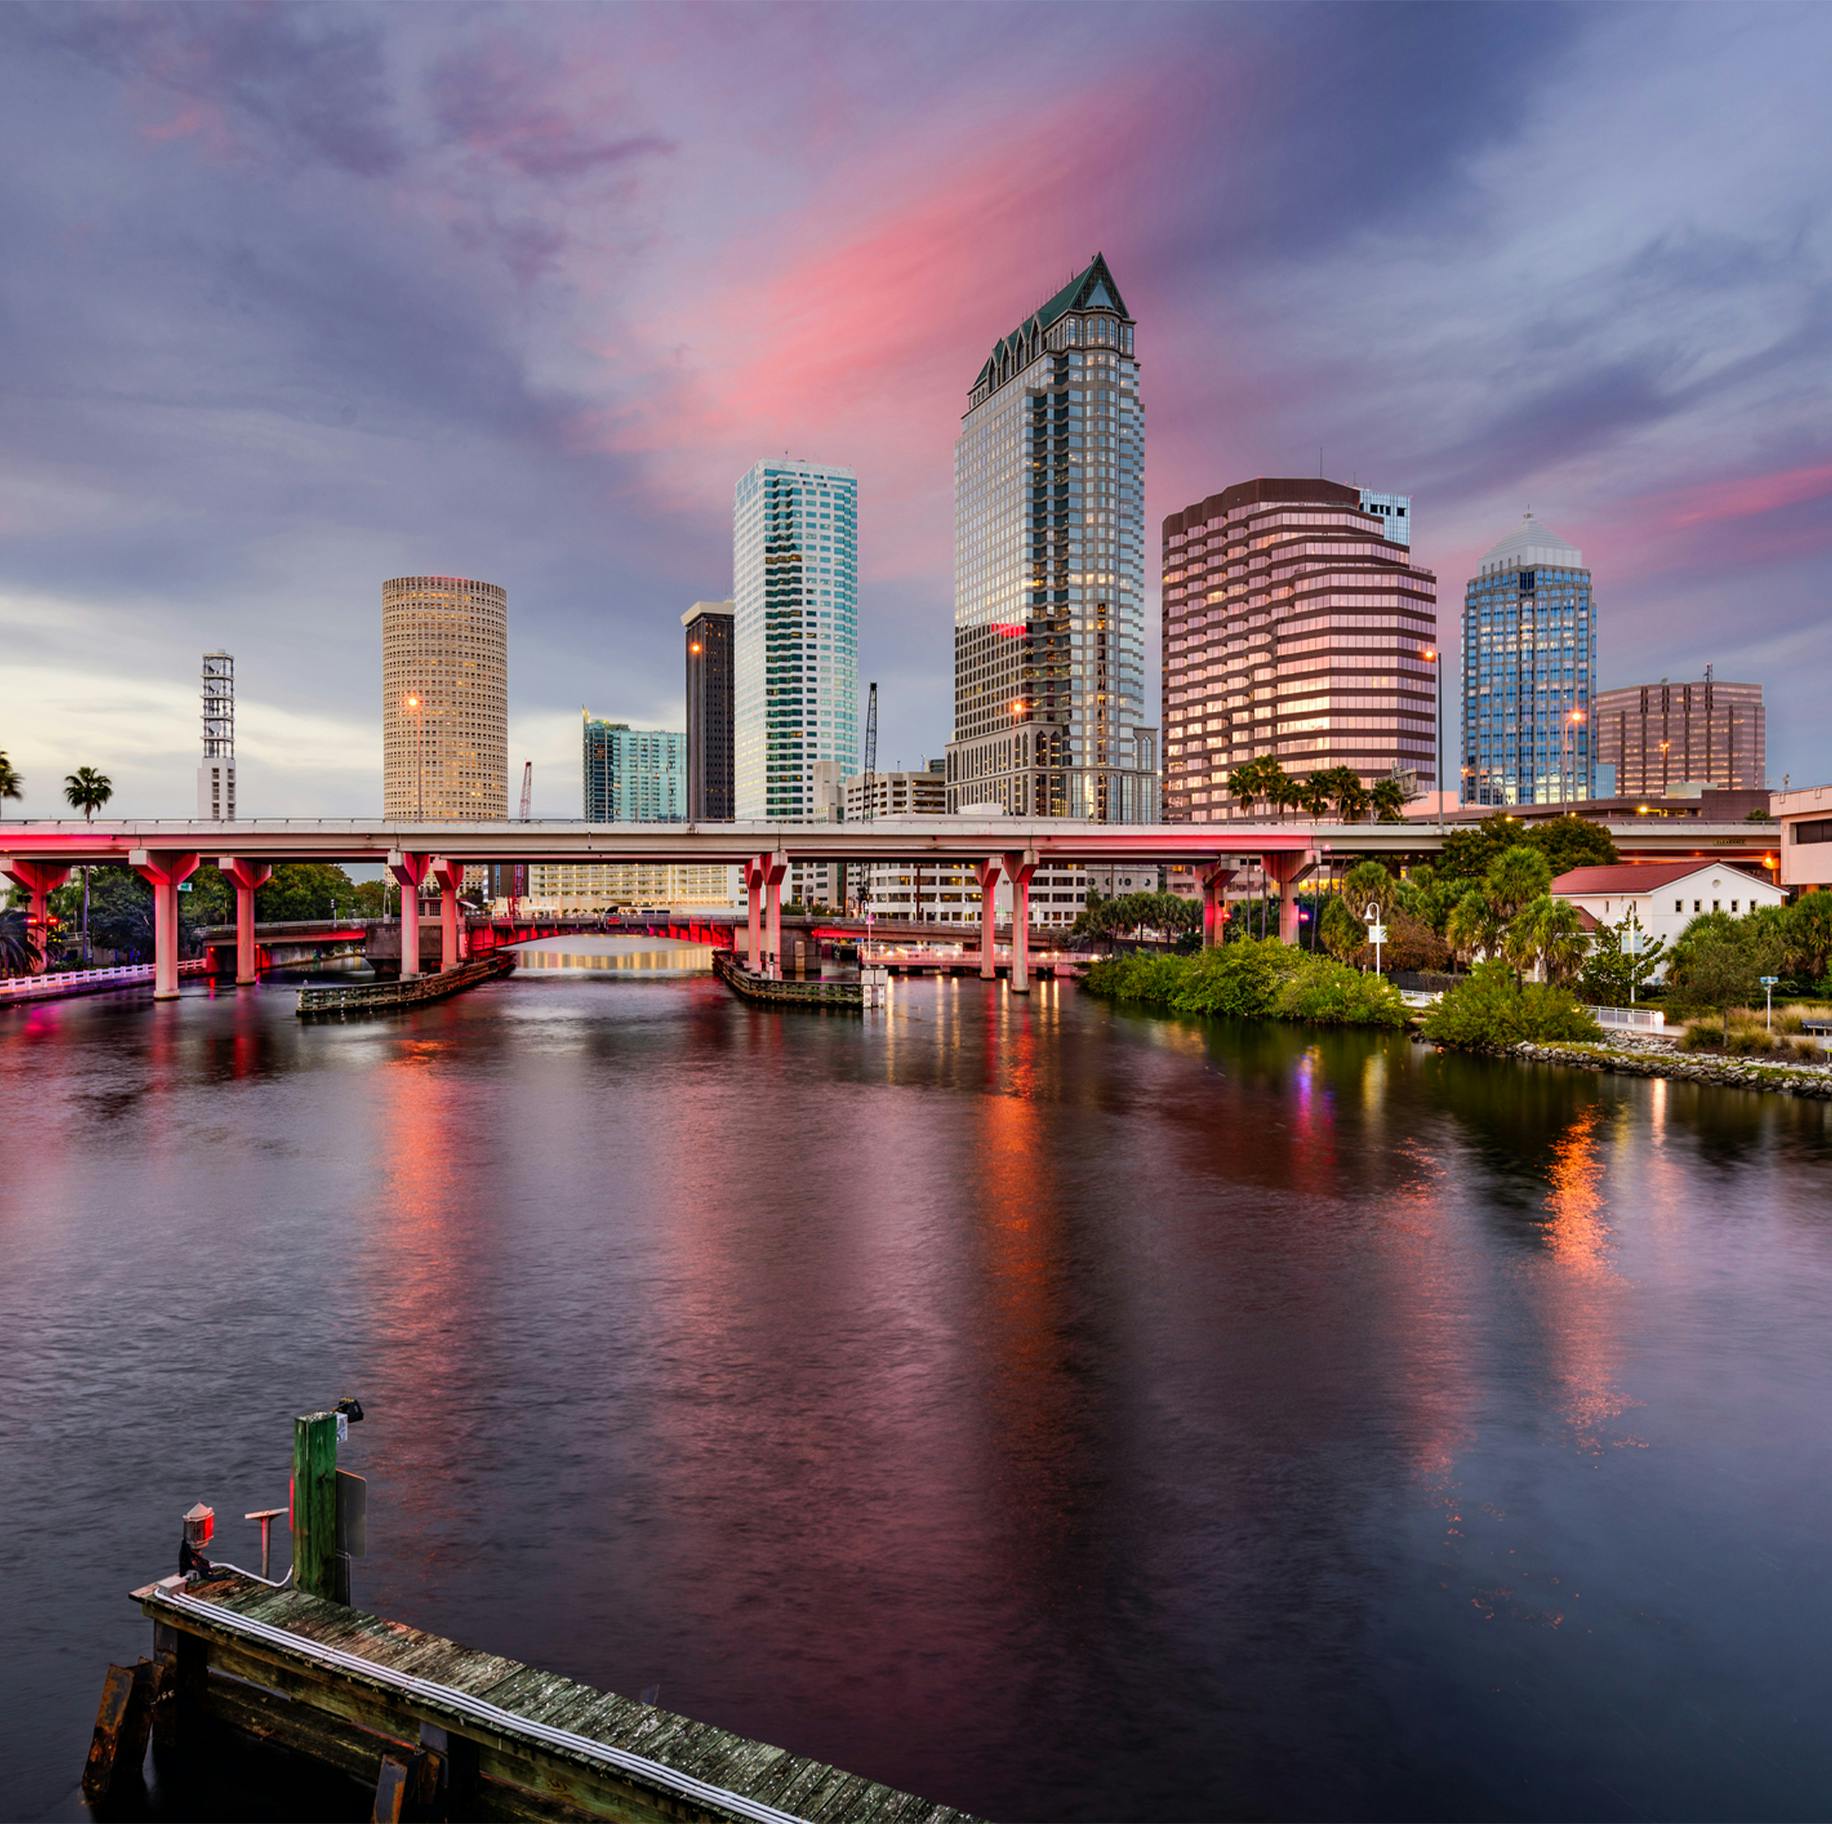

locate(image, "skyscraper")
(945, 253), (1155, 820)
(582, 718), (686, 822)
(197, 650), (236, 821)
(1595, 674), (1765, 796)
(732, 460), (859, 823)
(382, 575), (508, 820)
(1162, 480), (1438, 819)
(1462, 514), (1595, 806)
(682, 599), (735, 821)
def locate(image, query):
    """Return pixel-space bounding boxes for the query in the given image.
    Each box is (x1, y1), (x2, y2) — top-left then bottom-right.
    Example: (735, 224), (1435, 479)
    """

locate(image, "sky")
(1, 0), (1829, 818)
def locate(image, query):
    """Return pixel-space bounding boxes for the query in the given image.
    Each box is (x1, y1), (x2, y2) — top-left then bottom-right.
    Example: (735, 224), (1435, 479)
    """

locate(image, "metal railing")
(0, 959), (209, 999)
(1590, 1004), (1667, 1031)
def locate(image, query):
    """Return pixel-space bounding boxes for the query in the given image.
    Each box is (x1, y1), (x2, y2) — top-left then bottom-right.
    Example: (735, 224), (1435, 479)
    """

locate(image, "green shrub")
(1682, 1014), (1820, 1060)
(1421, 960), (1601, 1049)
(1272, 954), (1406, 1027)
(1085, 939), (1401, 1028)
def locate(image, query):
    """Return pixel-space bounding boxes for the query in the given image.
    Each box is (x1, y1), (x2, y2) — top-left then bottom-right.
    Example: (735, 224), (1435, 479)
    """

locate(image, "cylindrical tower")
(381, 575), (508, 821)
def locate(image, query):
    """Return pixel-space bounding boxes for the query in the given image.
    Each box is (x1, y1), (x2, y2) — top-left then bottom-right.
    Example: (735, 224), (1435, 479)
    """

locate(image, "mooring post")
(292, 1410), (340, 1599)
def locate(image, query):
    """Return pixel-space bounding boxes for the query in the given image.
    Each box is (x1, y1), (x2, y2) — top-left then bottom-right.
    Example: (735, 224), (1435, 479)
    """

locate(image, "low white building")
(1551, 860), (1787, 973)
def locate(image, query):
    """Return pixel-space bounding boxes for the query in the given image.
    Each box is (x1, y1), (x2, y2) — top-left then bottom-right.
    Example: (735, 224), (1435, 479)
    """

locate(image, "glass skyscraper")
(582, 717), (686, 822)
(732, 460), (859, 823)
(682, 599), (735, 821)
(945, 253), (1155, 820)
(1462, 513), (1596, 805)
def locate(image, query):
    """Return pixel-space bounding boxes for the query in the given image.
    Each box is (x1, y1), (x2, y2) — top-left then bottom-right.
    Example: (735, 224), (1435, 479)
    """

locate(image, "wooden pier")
(297, 952), (515, 1019)
(712, 950), (864, 1011)
(126, 1569), (975, 1824)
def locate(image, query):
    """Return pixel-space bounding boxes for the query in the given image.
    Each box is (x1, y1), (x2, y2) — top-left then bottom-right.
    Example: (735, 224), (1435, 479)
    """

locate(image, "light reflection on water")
(3, 976), (1832, 1822)
(508, 935), (716, 975)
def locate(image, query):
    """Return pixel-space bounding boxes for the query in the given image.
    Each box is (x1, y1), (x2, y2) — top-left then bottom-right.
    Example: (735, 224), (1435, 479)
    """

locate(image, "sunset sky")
(3, 0), (1829, 815)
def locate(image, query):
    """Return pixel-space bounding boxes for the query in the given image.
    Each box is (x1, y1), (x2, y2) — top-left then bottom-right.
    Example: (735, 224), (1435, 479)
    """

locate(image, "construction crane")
(510, 761), (532, 921)
(862, 682), (878, 820)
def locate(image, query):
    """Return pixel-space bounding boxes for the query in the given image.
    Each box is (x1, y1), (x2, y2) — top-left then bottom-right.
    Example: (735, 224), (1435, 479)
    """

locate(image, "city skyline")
(2, 3), (1830, 816)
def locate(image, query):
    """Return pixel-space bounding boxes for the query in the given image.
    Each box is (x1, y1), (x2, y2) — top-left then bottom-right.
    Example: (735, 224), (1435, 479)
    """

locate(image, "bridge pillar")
(388, 851), (432, 979)
(1198, 861), (1236, 948)
(1001, 849), (1038, 994)
(218, 858), (273, 984)
(743, 859), (764, 969)
(129, 849), (200, 1000)
(430, 857), (465, 972)
(762, 852), (788, 979)
(1, 858), (71, 974)
(974, 859), (1000, 979)
(1261, 850), (1319, 945)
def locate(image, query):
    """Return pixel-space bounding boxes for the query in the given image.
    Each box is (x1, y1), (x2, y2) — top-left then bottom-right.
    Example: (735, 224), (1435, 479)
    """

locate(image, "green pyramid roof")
(972, 253), (1129, 392)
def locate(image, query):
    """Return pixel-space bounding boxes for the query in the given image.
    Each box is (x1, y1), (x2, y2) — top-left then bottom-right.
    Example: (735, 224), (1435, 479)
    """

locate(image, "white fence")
(0, 959), (210, 1002)
(1590, 1003), (1666, 1031)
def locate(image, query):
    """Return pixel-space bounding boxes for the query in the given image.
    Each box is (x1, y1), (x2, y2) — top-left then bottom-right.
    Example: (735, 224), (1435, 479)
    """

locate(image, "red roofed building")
(1551, 859), (1786, 975)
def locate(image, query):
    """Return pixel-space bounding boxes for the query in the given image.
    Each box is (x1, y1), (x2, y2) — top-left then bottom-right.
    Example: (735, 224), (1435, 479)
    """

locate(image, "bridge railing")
(0, 959), (210, 1000)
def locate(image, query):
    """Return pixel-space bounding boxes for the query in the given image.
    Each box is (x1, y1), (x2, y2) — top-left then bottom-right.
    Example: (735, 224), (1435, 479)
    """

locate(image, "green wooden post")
(292, 1411), (339, 1598)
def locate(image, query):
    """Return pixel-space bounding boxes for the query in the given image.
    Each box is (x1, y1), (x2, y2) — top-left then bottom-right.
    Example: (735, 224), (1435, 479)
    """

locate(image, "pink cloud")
(1662, 458), (1832, 529)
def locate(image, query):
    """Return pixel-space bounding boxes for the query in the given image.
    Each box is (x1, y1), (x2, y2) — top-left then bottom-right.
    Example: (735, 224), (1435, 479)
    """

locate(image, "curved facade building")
(381, 575), (508, 820)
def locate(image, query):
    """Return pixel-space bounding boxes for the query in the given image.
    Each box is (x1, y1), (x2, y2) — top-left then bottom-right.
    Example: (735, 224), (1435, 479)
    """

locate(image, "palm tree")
(0, 907), (41, 976)
(0, 751), (20, 817)
(1446, 888), (1502, 969)
(1227, 756), (1267, 819)
(63, 767), (113, 965)
(1507, 895), (1589, 986)
(1484, 845), (1552, 923)
(1370, 778), (1407, 824)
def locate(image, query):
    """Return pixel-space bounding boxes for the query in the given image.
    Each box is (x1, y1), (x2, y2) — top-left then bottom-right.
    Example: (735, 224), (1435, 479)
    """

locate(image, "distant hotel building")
(1462, 514), (1595, 805)
(197, 651), (235, 820)
(1596, 674), (1764, 797)
(733, 460), (859, 822)
(945, 253), (1155, 821)
(1162, 479), (1438, 819)
(382, 575), (507, 819)
(682, 600), (735, 821)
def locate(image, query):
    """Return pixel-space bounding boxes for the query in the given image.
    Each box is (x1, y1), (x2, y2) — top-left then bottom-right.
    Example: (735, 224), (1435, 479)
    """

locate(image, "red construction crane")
(510, 761), (532, 920)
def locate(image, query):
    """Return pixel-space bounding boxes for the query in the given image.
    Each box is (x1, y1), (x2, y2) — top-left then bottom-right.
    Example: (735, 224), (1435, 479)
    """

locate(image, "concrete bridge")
(2, 815), (1776, 1000)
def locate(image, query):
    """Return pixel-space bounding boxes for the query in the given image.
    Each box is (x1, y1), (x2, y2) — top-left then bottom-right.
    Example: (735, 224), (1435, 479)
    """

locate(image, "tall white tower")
(197, 651), (236, 821)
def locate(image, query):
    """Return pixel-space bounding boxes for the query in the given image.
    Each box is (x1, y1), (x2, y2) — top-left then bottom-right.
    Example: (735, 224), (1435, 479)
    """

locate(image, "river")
(3, 940), (1830, 1820)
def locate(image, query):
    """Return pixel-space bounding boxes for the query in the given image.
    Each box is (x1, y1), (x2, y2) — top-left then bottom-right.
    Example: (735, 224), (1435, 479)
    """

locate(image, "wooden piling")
(82, 1660), (155, 1803)
(292, 1410), (340, 1600)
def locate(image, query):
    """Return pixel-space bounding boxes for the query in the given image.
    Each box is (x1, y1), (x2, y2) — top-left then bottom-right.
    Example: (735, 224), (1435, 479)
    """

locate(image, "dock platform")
(712, 950), (864, 1010)
(297, 952), (514, 1019)
(132, 1569), (977, 1823)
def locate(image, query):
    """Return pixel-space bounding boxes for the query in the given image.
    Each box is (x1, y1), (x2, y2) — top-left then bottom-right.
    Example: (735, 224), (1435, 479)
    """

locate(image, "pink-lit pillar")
(1262, 850), (1316, 946)
(219, 857), (272, 985)
(974, 859), (1000, 979)
(2, 860), (70, 974)
(763, 853), (788, 978)
(388, 850), (432, 979)
(1199, 862), (1234, 948)
(745, 859), (764, 969)
(430, 857), (464, 971)
(1002, 850), (1037, 994)
(130, 849), (200, 1000)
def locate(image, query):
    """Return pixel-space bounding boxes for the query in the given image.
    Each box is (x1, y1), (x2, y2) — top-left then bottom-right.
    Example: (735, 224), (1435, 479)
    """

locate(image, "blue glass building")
(582, 718), (686, 822)
(1461, 513), (1595, 805)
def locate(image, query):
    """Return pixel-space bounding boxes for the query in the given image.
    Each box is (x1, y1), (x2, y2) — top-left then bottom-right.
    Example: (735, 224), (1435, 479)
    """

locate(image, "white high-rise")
(196, 651), (236, 820)
(732, 460), (859, 832)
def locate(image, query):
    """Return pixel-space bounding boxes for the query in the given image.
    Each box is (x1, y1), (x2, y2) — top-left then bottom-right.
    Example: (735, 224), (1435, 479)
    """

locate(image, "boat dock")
(128, 1569), (975, 1823)
(712, 949), (869, 1010)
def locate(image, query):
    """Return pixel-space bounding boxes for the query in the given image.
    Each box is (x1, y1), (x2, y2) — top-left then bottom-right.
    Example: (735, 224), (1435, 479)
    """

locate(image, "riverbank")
(1508, 1036), (1832, 1099)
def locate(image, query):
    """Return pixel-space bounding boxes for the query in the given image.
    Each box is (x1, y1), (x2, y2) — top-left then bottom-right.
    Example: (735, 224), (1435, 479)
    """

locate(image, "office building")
(196, 650), (235, 821)
(1162, 479), (1438, 820)
(682, 600), (735, 820)
(583, 717), (686, 822)
(1462, 514), (1595, 805)
(945, 253), (1155, 821)
(524, 861), (733, 912)
(382, 575), (508, 820)
(732, 460), (859, 822)
(1595, 674), (1765, 797)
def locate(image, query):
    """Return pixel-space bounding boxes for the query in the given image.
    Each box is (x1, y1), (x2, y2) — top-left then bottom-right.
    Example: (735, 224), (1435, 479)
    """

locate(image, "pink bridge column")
(1, 858), (71, 974)
(430, 857), (465, 971)
(744, 858), (765, 969)
(218, 857), (272, 984)
(1199, 861), (1236, 948)
(975, 858), (1001, 979)
(762, 852), (788, 979)
(388, 850), (432, 979)
(1001, 850), (1038, 994)
(1261, 850), (1319, 945)
(129, 848), (201, 1000)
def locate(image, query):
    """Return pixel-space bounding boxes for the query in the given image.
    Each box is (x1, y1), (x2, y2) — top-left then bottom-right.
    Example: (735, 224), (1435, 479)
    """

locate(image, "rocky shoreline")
(1508, 1037), (1832, 1099)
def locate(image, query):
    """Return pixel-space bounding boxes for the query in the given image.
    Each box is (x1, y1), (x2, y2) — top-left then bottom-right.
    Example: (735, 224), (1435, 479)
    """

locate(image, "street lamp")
(1564, 707), (1586, 806)
(405, 692), (425, 821)
(1659, 737), (1671, 797)
(1423, 645), (1442, 830)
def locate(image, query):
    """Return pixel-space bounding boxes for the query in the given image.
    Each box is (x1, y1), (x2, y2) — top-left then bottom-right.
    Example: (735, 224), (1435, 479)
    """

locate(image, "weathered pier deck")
(712, 949), (864, 1011)
(297, 952), (514, 1019)
(133, 1569), (977, 1824)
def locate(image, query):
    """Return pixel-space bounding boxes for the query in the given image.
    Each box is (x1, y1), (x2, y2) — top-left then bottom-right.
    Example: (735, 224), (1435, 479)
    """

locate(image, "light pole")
(1564, 707), (1585, 806)
(1423, 644), (1443, 829)
(405, 692), (425, 821)
(1659, 738), (1671, 797)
